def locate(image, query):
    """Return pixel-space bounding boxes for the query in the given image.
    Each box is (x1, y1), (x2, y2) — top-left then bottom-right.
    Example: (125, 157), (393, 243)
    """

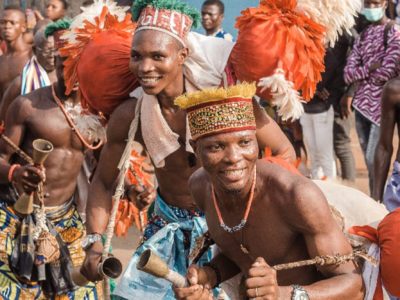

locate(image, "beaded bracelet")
(203, 262), (221, 288)
(8, 164), (20, 183)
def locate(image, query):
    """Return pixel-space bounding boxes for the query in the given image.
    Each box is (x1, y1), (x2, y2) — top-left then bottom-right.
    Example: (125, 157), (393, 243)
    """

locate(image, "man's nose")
(139, 59), (155, 73)
(224, 146), (242, 164)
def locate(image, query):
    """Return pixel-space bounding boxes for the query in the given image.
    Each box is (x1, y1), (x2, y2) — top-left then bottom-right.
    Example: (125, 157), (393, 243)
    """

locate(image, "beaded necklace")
(211, 166), (257, 234)
(51, 84), (103, 150)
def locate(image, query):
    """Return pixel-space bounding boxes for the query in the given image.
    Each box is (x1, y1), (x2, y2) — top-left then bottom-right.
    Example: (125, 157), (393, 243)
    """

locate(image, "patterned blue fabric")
(113, 194), (215, 300)
(384, 160), (400, 212)
(213, 28), (234, 42)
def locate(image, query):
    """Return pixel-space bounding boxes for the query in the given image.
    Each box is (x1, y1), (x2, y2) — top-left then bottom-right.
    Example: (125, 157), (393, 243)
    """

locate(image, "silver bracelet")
(291, 284), (309, 300)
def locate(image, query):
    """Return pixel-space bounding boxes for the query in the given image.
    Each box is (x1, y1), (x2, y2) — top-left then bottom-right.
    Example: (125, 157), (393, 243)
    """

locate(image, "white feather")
(63, 0), (129, 43)
(74, 111), (107, 142)
(258, 70), (304, 121)
(296, 0), (361, 46)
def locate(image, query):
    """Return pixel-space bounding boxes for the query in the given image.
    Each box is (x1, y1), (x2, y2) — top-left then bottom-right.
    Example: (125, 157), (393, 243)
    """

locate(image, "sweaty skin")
(0, 31), (56, 121)
(0, 56), (88, 208)
(82, 29), (296, 281)
(373, 77), (400, 201)
(173, 130), (363, 300)
(0, 10), (32, 104)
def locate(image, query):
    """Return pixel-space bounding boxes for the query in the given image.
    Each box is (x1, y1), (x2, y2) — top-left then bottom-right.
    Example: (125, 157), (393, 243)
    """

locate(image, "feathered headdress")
(60, 0), (139, 141)
(229, 0), (326, 121)
(175, 82), (257, 140)
(228, 0), (360, 121)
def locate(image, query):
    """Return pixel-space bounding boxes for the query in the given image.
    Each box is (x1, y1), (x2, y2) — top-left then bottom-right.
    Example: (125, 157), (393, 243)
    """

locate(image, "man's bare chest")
(206, 203), (298, 271)
(0, 55), (29, 87)
(26, 108), (87, 151)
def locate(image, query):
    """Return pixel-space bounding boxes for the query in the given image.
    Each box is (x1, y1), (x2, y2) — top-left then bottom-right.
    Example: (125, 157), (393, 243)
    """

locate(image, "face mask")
(363, 6), (385, 22)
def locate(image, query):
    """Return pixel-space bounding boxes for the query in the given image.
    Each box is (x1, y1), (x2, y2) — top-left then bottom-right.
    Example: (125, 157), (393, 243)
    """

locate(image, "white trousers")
(300, 107), (335, 179)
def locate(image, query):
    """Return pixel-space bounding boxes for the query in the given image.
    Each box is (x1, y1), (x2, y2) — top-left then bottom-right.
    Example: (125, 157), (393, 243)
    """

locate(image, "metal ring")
(255, 287), (258, 297)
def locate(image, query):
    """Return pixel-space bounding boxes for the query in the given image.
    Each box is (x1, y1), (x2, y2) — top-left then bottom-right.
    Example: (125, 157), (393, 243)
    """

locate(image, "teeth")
(224, 169), (244, 176)
(141, 78), (159, 83)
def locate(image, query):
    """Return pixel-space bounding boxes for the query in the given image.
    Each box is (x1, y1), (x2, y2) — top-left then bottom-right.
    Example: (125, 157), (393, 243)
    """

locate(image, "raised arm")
(253, 99), (296, 164)
(0, 76), (21, 122)
(344, 35), (370, 84)
(373, 79), (399, 201)
(81, 98), (137, 282)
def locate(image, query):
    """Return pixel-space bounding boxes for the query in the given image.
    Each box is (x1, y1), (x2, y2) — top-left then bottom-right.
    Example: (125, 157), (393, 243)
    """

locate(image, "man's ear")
(21, 22), (27, 34)
(178, 47), (189, 66)
(189, 139), (198, 156)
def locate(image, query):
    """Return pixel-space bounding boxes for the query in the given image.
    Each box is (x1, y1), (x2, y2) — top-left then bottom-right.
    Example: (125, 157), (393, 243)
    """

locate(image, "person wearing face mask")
(344, 0), (400, 196)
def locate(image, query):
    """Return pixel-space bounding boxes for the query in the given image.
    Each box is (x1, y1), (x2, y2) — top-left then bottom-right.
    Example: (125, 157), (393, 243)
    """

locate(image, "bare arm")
(0, 96), (44, 191)
(253, 99), (296, 164)
(0, 76), (21, 122)
(373, 80), (399, 201)
(275, 180), (363, 300)
(81, 98), (137, 282)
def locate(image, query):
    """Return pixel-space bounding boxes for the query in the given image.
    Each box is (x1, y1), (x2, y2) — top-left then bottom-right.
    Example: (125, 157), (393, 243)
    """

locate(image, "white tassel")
(74, 111), (107, 142)
(63, 0), (130, 43)
(296, 0), (361, 46)
(258, 70), (304, 121)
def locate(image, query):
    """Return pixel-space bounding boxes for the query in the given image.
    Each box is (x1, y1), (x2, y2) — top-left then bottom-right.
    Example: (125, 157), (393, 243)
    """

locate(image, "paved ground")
(112, 117), (398, 280)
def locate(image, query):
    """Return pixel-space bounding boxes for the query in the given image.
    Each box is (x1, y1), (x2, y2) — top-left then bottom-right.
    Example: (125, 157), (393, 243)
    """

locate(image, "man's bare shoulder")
(106, 98), (139, 144)
(258, 161), (331, 229)
(189, 168), (210, 211)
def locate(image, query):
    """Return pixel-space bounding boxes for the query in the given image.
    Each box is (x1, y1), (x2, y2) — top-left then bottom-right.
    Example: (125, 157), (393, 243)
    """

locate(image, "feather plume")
(74, 110), (107, 142)
(296, 0), (361, 46)
(258, 70), (304, 121)
(63, 0), (130, 43)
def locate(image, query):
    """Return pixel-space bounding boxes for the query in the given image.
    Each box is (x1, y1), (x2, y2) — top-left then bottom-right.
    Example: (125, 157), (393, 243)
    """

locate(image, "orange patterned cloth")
(349, 208), (400, 299)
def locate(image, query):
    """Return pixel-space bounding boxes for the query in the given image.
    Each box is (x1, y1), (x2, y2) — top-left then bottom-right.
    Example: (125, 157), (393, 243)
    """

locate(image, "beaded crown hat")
(131, 0), (201, 46)
(44, 19), (72, 52)
(175, 82), (257, 141)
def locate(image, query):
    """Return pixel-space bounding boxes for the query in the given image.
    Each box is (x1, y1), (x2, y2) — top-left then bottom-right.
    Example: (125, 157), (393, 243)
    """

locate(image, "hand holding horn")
(13, 139), (53, 215)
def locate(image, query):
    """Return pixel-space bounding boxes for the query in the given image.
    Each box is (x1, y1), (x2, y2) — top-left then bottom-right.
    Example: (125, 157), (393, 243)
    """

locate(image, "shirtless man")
(0, 22), (101, 299)
(373, 77), (400, 211)
(81, 1), (295, 297)
(0, 6), (32, 103)
(173, 83), (364, 300)
(0, 27), (57, 121)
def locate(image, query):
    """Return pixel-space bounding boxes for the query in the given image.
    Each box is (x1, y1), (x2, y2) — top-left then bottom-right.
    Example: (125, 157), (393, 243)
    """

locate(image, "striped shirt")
(20, 56), (51, 95)
(344, 21), (400, 125)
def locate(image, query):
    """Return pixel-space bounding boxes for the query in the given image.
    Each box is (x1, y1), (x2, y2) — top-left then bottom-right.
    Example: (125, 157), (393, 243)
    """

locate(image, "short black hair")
(3, 5), (26, 21)
(202, 0), (224, 14)
(82, 0), (94, 6)
(53, 0), (68, 10)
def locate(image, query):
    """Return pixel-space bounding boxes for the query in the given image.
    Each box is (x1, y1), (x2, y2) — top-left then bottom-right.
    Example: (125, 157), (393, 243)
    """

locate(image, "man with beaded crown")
(172, 82), (364, 300)
(0, 20), (102, 299)
(79, 0), (297, 298)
